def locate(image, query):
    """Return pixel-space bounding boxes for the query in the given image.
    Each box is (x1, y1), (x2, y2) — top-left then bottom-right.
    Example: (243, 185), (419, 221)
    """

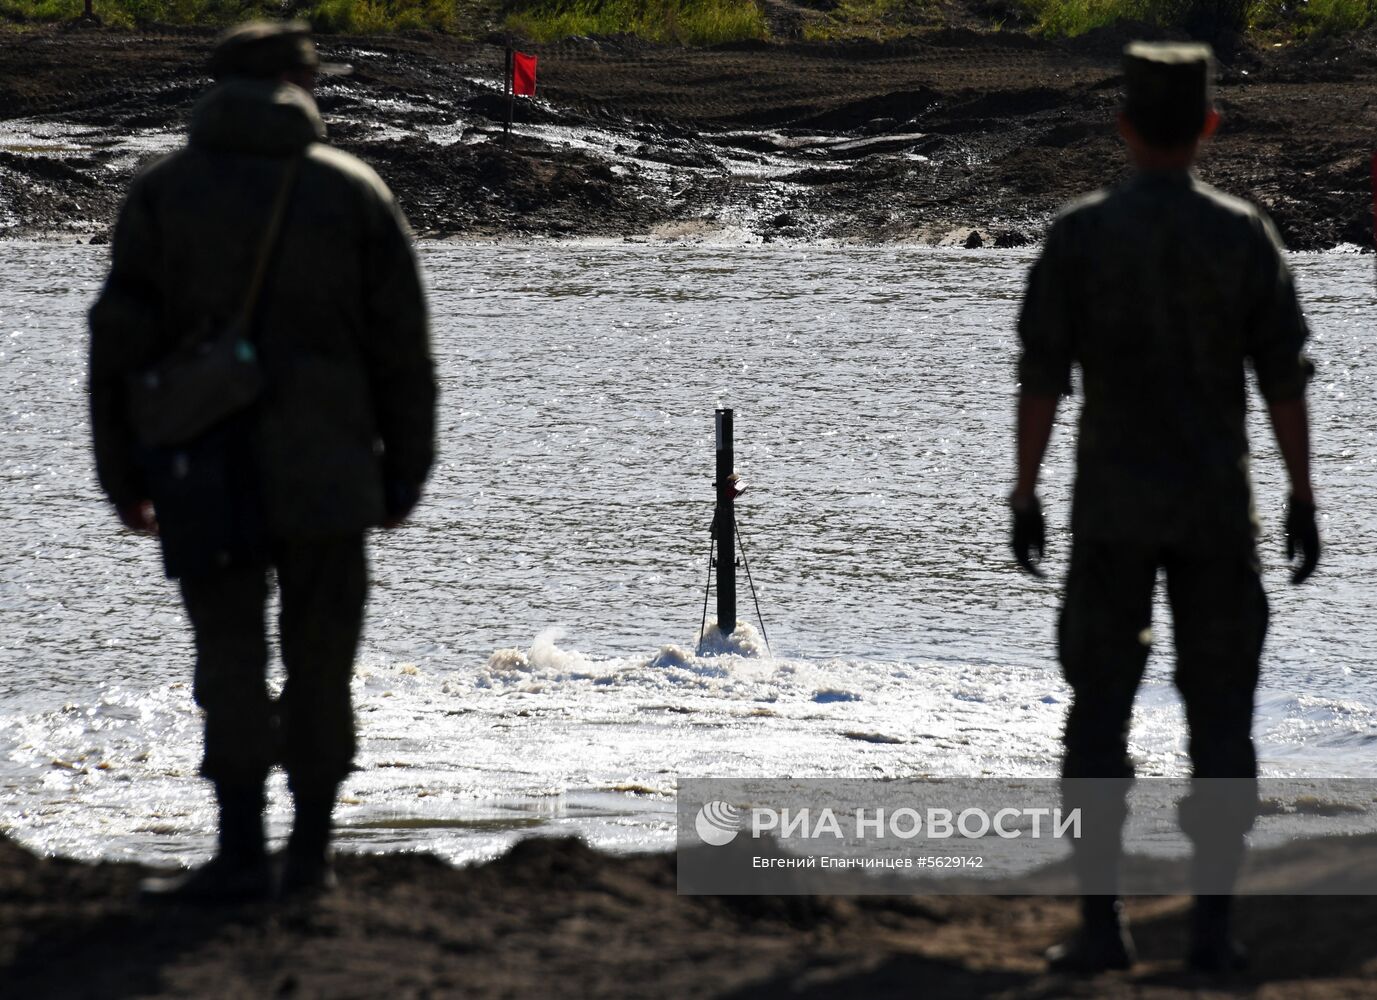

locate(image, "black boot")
(280, 787), (338, 896)
(1185, 822), (1248, 974)
(140, 783), (272, 904)
(1188, 895), (1248, 973)
(1046, 896), (1136, 973)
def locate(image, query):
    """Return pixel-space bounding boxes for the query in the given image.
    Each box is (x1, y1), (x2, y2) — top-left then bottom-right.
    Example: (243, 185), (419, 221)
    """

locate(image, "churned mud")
(1, 23), (1375, 247)
(3, 831), (1377, 998)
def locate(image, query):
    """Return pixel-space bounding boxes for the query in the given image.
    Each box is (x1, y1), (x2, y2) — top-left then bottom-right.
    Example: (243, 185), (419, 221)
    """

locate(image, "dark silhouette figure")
(1009, 41), (1319, 974)
(88, 21), (435, 901)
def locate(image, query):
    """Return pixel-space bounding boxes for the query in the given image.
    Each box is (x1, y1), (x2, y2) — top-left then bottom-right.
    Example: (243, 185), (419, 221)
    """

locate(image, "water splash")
(693, 619), (768, 658)
(482, 627), (595, 684)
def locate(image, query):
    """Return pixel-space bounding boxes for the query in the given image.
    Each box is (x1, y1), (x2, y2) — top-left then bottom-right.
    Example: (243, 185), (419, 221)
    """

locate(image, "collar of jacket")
(190, 80), (327, 155)
(1130, 167), (1196, 189)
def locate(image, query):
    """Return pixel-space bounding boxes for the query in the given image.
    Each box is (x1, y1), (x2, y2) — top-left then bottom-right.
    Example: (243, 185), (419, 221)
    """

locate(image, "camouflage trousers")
(1057, 536), (1267, 889)
(179, 535), (367, 797)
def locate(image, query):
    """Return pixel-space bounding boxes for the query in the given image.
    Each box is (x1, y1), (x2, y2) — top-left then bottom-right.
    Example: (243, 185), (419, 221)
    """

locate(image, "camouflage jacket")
(1017, 170), (1311, 543)
(89, 80), (435, 539)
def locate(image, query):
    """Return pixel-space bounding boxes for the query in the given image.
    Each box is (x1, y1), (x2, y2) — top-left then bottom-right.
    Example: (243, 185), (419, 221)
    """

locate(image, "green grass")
(1018, 0), (1234, 36)
(1, 0), (1371, 40)
(1290, 0), (1376, 34)
(804, 0), (941, 40)
(307, 0), (464, 32)
(0, 0), (105, 24)
(801, 0), (937, 40)
(504, 0), (769, 44)
(0, 0), (477, 31)
(1018, 0), (1376, 37)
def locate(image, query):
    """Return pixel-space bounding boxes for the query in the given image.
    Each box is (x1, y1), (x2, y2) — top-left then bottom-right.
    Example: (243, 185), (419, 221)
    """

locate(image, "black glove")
(384, 479), (422, 525)
(1010, 493), (1046, 578)
(1285, 495), (1320, 585)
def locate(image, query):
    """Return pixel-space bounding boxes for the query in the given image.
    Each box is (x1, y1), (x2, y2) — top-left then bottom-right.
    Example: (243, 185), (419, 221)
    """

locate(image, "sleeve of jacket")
(361, 189), (436, 502)
(87, 177), (162, 508)
(1245, 212), (1312, 403)
(1016, 214), (1076, 397)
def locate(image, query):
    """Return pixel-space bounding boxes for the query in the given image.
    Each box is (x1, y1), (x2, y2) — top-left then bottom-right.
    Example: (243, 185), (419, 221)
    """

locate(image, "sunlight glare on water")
(0, 240), (1373, 865)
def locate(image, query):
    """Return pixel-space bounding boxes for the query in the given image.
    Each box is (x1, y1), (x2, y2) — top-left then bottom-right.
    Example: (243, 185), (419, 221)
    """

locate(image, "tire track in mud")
(0, 26), (1373, 248)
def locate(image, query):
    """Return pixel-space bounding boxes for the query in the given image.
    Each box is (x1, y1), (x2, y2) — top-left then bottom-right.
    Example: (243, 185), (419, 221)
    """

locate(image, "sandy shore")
(3, 831), (1376, 998)
(1, 25), (1374, 248)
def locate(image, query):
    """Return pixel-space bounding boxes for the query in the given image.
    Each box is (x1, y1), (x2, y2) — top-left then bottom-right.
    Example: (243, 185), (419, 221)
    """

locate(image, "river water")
(1, 239), (1374, 866)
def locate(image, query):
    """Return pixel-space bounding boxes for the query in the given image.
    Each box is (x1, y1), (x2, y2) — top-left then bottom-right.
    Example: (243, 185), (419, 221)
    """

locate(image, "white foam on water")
(481, 626), (596, 684)
(694, 619), (768, 657)
(3, 634), (1375, 865)
(0, 630), (1076, 862)
(1253, 691), (1377, 771)
(1, 242), (1374, 866)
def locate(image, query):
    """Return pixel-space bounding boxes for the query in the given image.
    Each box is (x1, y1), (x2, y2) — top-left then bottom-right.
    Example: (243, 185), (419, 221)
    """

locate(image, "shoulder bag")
(126, 155), (302, 448)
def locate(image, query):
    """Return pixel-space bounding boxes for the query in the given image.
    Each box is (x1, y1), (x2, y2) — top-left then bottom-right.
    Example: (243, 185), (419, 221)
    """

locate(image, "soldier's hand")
(1009, 492), (1046, 578)
(1285, 495), (1320, 585)
(382, 479), (421, 531)
(117, 500), (158, 536)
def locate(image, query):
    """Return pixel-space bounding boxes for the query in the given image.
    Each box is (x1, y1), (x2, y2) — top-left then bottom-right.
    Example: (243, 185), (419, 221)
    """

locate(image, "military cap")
(210, 20), (321, 80)
(1122, 41), (1215, 147)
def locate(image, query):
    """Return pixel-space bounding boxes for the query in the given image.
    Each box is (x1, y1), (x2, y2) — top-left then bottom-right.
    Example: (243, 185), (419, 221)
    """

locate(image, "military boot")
(1187, 895), (1247, 973)
(280, 787), (338, 896)
(1046, 896), (1136, 973)
(140, 783), (272, 904)
(1184, 820), (1248, 974)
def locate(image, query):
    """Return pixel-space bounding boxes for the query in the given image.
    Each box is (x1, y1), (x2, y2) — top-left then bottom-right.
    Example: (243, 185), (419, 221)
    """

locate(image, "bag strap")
(235, 154), (302, 333)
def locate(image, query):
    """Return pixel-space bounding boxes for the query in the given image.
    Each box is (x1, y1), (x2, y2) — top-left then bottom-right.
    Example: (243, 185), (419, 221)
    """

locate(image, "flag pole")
(505, 46), (514, 136)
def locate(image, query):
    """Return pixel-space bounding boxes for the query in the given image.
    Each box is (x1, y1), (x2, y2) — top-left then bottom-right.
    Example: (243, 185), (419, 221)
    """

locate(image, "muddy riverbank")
(3, 830), (1377, 997)
(0, 25), (1374, 248)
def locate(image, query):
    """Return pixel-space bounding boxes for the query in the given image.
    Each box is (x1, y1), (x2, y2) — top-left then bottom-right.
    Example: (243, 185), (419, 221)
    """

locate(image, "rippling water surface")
(1, 240), (1374, 865)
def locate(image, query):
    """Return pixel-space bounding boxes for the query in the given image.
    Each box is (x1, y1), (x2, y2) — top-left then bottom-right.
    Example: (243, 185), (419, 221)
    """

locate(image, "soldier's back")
(92, 77), (430, 541)
(1021, 171), (1306, 542)
(1059, 173), (1271, 392)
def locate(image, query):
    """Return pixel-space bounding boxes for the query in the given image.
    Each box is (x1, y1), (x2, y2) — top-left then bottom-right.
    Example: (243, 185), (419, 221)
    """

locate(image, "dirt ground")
(1, 23), (1375, 247)
(3, 831), (1377, 998)
(3, 22), (1377, 999)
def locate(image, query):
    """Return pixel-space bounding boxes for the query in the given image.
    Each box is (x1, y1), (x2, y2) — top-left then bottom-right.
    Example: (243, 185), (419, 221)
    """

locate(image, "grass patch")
(1018, 0), (1241, 36)
(1019, 0), (1376, 37)
(307, 0), (464, 32)
(0, 0), (484, 31)
(0, 0), (1371, 40)
(1, 0), (265, 27)
(505, 0), (769, 44)
(1290, 0), (1376, 34)
(801, 0), (937, 40)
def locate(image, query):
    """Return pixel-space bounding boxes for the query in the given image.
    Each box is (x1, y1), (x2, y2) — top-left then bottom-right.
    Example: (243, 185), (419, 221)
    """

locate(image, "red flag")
(512, 51), (537, 97)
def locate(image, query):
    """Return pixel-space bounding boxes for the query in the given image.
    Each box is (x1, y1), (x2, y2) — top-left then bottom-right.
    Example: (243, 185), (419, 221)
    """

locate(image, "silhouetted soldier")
(89, 21), (435, 901)
(1009, 42), (1319, 973)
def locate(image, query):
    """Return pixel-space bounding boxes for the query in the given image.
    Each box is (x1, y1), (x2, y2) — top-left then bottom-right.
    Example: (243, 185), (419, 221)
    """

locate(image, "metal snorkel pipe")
(696, 408), (771, 657)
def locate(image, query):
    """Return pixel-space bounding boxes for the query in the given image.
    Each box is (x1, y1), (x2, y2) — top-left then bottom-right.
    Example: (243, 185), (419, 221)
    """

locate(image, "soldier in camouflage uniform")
(1009, 42), (1319, 973)
(89, 22), (435, 901)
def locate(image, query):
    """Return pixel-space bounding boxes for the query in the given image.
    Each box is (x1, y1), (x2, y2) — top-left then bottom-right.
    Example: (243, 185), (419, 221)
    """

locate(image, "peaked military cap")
(210, 20), (321, 80)
(1122, 41), (1215, 145)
